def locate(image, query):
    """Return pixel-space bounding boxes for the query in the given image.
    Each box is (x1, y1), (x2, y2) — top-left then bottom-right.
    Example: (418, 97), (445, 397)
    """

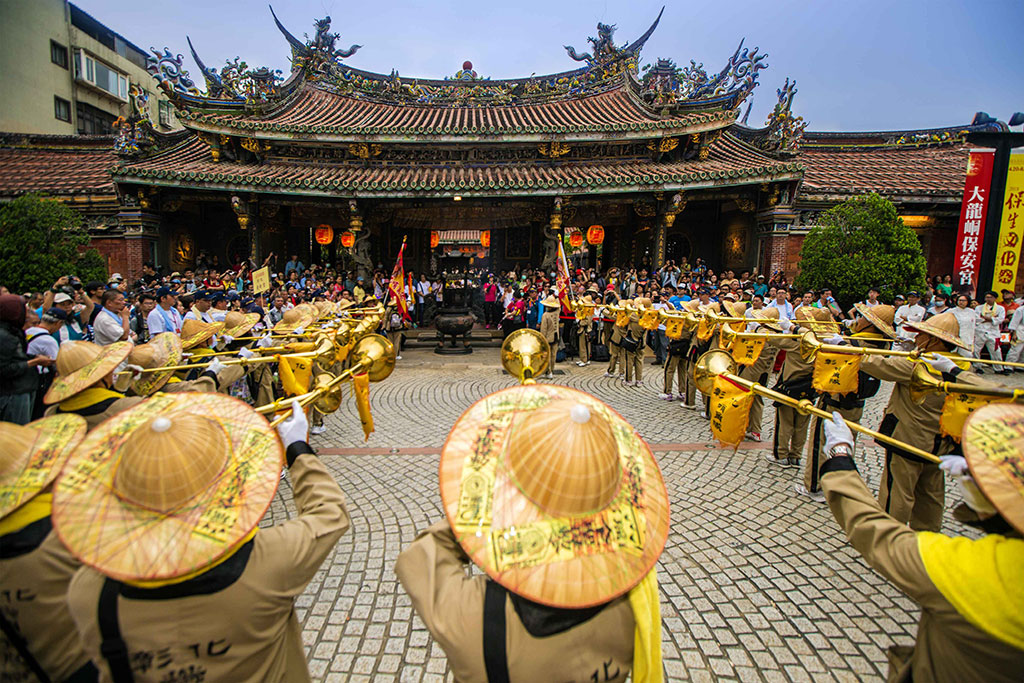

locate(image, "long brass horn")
(500, 328), (550, 384)
(695, 349), (942, 463)
(258, 333), (396, 426)
(908, 362), (1024, 405)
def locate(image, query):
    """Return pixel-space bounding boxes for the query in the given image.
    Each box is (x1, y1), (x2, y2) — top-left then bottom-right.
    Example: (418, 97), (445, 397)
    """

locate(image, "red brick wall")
(88, 237), (150, 280)
(784, 234), (805, 280)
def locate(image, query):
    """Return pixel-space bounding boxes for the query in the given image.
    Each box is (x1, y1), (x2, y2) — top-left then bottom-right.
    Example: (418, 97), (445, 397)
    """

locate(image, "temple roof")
(797, 142), (970, 200)
(177, 82), (737, 142)
(113, 131), (800, 198)
(0, 134), (116, 197)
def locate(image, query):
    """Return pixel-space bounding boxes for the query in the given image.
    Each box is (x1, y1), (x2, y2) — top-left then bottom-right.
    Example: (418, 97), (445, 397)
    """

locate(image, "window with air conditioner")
(73, 49), (128, 100)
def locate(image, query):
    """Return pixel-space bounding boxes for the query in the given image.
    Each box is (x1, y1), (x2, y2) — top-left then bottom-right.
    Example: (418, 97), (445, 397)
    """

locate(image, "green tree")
(0, 194), (107, 293)
(795, 193), (927, 310)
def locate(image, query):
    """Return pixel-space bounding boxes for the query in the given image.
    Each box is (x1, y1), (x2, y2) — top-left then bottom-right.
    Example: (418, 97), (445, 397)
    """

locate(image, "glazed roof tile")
(0, 134), (116, 196)
(179, 84), (735, 140)
(798, 143), (969, 198)
(114, 132), (800, 197)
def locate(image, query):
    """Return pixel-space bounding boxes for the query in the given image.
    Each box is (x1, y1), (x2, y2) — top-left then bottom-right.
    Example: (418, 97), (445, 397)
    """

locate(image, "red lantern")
(480, 230), (491, 248)
(340, 231), (355, 248)
(587, 225), (604, 245)
(569, 230), (584, 248)
(430, 230), (440, 249)
(315, 224), (334, 245)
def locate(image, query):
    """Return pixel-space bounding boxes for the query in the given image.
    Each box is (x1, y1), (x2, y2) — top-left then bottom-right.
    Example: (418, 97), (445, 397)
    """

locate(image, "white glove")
(778, 318), (793, 332)
(237, 347), (255, 359)
(276, 398), (309, 449)
(207, 357), (226, 375)
(939, 455), (998, 516)
(939, 455), (969, 477)
(220, 334), (234, 345)
(293, 326), (305, 336)
(823, 411), (854, 455)
(824, 334), (845, 346)
(957, 477), (998, 517)
(257, 333), (275, 348)
(843, 318), (855, 329)
(123, 363), (145, 381)
(923, 353), (957, 375)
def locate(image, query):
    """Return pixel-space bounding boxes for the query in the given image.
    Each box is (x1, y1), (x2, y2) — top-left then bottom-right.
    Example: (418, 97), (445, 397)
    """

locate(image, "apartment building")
(0, 0), (177, 135)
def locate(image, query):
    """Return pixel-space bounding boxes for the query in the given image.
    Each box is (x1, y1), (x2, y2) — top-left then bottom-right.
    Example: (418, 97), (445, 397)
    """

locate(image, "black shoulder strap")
(483, 581), (511, 683)
(98, 578), (134, 683)
(0, 610), (51, 683)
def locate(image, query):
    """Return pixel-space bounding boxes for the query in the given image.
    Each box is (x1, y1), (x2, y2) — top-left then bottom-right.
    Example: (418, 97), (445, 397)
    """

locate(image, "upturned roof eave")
(174, 115), (735, 144)
(110, 168), (802, 200)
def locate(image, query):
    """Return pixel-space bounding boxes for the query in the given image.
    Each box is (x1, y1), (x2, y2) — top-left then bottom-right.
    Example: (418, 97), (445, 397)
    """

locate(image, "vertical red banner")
(953, 150), (995, 288)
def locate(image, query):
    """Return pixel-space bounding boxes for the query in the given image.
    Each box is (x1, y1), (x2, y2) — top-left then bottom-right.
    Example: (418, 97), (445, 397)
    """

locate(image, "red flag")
(556, 240), (573, 315)
(387, 238), (411, 320)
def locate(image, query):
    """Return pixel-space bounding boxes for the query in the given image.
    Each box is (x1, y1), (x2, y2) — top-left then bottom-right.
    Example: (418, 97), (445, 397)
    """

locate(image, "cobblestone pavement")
(260, 346), (1018, 682)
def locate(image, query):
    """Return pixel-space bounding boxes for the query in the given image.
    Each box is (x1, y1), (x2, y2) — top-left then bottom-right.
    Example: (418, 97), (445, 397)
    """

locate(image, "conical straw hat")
(44, 341), (133, 404)
(795, 306), (838, 336)
(0, 415), (87, 519)
(180, 318), (224, 351)
(53, 392), (282, 582)
(314, 301), (334, 318)
(723, 301), (747, 318)
(750, 306), (782, 332)
(541, 295), (560, 308)
(439, 384), (669, 608)
(854, 303), (899, 340)
(273, 306), (316, 333)
(124, 333), (184, 396)
(221, 311), (259, 338)
(904, 311), (968, 350)
(962, 403), (1024, 534)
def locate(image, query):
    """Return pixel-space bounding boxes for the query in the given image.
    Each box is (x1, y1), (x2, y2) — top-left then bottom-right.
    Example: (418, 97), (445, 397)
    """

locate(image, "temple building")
(0, 9), (1007, 281)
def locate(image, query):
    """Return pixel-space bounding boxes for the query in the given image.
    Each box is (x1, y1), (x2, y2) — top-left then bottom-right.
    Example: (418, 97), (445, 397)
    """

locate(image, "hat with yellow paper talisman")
(52, 392), (282, 582)
(1, 414), (87, 519)
(962, 403), (1024, 534)
(439, 384), (669, 608)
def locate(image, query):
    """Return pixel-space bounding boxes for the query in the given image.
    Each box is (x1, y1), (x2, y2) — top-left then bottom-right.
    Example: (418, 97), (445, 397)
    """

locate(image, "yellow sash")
(59, 386), (124, 412)
(627, 568), (663, 683)
(0, 493), (52, 536)
(918, 532), (1024, 650)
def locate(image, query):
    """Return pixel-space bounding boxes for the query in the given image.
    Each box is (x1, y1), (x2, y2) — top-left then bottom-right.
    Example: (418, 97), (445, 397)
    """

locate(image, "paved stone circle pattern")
(259, 345), (1011, 682)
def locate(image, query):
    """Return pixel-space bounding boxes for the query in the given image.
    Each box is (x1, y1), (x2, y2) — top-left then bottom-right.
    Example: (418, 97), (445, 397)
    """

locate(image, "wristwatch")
(828, 444), (853, 459)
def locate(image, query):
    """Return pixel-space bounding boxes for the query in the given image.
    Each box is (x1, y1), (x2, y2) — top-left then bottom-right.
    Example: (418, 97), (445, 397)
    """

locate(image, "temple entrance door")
(666, 232), (691, 264)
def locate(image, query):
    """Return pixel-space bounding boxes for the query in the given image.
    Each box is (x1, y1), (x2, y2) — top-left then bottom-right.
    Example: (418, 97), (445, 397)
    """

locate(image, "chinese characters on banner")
(994, 152), (1024, 293)
(952, 150), (994, 287)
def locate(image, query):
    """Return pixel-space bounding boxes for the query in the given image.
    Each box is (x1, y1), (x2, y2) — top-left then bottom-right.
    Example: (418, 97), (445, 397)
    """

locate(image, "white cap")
(110, 272), (124, 281)
(53, 293), (73, 303)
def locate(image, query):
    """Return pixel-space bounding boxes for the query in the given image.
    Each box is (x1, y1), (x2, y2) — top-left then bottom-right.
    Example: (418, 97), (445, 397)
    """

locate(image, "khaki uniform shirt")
(768, 335), (813, 383)
(540, 309), (560, 343)
(1, 524), (92, 681)
(396, 521), (635, 683)
(859, 356), (986, 454)
(821, 461), (1024, 682)
(67, 452), (351, 683)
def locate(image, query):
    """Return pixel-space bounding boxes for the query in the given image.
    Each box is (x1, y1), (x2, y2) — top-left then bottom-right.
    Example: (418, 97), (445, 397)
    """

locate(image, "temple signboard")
(953, 150), (994, 288)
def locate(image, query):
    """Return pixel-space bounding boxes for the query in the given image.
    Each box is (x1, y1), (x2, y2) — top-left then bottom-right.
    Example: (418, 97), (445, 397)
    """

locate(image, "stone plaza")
(262, 345), (992, 682)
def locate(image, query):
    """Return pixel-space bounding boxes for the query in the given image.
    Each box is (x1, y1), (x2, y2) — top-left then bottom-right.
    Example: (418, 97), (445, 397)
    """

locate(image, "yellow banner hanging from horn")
(639, 309), (660, 331)
(732, 337), (765, 366)
(812, 352), (861, 394)
(279, 355), (314, 397)
(710, 375), (755, 448)
(615, 309), (631, 328)
(697, 318), (714, 342)
(352, 371), (374, 441)
(664, 317), (685, 340)
(940, 391), (1019, 441)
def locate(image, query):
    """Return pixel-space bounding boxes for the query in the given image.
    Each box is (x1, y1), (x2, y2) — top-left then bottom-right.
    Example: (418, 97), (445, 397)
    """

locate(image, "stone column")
(654, 192), (686, 270)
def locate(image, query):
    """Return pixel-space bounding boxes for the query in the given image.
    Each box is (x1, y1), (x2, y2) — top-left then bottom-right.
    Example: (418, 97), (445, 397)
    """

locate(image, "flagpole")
(382, 235), (407, 309)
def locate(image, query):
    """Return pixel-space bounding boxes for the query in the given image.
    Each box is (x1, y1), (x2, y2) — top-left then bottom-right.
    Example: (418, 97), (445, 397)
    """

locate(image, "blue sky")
(81, 0), (1023, 131)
